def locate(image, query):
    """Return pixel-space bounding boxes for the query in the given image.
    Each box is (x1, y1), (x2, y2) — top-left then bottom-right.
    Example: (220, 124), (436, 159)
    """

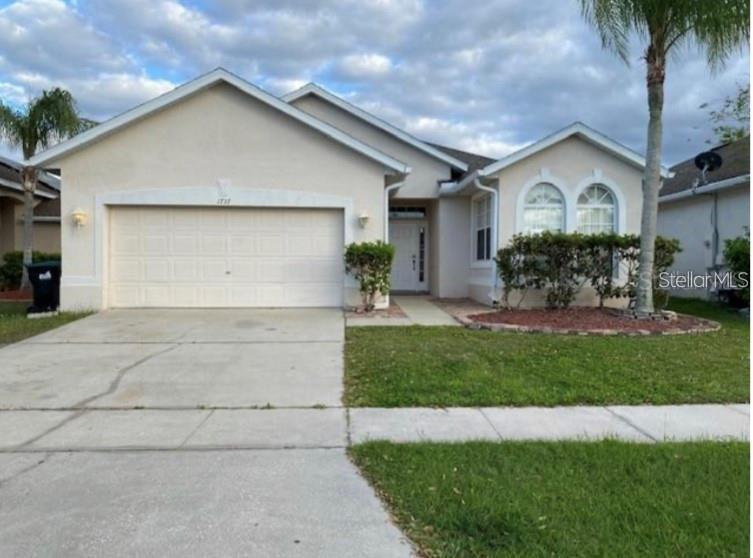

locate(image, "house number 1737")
(217, 197), (231, 206)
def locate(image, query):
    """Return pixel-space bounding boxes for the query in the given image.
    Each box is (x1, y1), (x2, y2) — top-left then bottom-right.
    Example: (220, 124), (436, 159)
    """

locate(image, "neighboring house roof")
(429, 143), (496, 174)
(0, 156), (59, 199)
(34, 197), (60, 219)
(282, 83), (469, 172)
(479, 122), (672, 178)
(27, 68), (410, 174)
(660, 136), (750, 198)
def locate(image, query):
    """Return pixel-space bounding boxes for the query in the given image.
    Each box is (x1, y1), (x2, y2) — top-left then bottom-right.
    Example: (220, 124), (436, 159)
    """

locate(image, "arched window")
(577, 184), (616, 234)
(523, 183), (565, 234)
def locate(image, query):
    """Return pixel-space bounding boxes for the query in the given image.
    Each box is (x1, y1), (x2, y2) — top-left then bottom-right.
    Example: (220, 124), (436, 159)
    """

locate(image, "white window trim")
(470, 192), (494, 268)
(572, 171), (626, 234)
(515, 169), (568, 234)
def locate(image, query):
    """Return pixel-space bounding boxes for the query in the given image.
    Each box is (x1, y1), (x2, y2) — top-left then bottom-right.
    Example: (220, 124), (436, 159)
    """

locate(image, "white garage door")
(108, 206), (344, 308)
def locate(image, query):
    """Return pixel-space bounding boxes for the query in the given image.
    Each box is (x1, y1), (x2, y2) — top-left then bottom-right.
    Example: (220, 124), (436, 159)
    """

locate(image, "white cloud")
(338, 53), (393, 78)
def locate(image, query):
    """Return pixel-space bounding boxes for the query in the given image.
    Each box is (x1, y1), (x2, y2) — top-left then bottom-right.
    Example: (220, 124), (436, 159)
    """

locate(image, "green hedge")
(0, 251), (61, 290)
(723, 235), (750, 303)
(495, 232), (681, 309)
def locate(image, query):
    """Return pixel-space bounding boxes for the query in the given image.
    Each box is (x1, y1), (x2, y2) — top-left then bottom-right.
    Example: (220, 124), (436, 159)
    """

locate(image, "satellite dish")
(694, 151), (723, 172)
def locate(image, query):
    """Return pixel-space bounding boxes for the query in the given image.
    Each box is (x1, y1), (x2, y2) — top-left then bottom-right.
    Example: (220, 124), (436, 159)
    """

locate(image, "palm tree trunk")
(635, 55), (665, 315)
(19, 166), (37, 291)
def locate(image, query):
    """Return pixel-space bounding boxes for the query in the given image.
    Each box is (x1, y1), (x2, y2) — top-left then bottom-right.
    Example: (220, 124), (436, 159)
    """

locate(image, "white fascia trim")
(27, 68), (410, 175)
(282, 83), (468, 172)
(658, 174), (750, 203)
(481, 122), (672, 178)
(0, 177), (56, 198)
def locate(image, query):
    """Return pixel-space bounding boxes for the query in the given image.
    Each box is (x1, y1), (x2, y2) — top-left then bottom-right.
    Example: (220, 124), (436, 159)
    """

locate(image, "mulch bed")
(464, 307), (720, 336)
(0, 289), (31, 301)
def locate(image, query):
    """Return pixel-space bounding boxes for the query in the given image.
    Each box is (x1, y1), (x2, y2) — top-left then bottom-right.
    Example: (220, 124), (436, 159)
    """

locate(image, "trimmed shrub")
(724, 234), (750, 302)
(495, 233), (681, 309)
(0, 251), (61, 290)
(344, 241), (395, 311)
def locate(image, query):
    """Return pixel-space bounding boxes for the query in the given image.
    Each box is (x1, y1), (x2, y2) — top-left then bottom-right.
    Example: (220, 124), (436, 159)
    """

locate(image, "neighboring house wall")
(52, 83), (389, 310)
(0, 198), (60, 258)
(471, 136), (644, 305)
(289, 94), (453, 199)
(658, 183), (750, 298)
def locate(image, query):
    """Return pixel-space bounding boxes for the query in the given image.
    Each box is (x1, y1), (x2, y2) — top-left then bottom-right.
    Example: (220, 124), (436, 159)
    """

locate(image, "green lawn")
(352, 440), (749, 558)
(0, 301), (90, 345)
(345, 299), (749, 407)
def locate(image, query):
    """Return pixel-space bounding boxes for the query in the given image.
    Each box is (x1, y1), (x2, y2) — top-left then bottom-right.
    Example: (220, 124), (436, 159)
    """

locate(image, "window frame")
(522, 182), (566, 234)
(471, 193), (493, 264)
(576, 183), (617, 235)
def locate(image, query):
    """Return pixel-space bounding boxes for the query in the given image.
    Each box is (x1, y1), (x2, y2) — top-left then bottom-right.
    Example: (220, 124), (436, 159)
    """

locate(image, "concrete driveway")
(0, 309), (413, 557)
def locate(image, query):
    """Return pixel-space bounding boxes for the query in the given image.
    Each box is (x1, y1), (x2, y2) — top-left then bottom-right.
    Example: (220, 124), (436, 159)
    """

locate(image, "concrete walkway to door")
(347, 296), (459, 327)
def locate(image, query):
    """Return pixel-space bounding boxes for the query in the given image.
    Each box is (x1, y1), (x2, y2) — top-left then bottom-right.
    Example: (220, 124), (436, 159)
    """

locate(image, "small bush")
(344, 241), (395, 311)
(495, 233), (681, 309)
(724, 234), (750, 302)
(0, 251), (61, 290)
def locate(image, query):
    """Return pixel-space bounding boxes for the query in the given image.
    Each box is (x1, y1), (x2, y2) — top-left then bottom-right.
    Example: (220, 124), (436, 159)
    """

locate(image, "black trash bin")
(26, 261), (61, 314)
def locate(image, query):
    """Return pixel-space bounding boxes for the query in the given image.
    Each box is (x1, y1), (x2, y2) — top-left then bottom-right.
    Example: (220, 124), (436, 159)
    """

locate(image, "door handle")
(411, 255), (416, 271)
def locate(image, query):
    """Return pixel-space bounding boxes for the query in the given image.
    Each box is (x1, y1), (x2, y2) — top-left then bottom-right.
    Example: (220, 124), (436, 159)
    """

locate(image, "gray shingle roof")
(427, 143), (496, 174)
(662, 137), (750, 196)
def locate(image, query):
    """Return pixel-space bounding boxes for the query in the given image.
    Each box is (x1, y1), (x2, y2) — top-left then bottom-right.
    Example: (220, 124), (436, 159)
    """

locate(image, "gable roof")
(660, 136), (750, 197)
(282, 83), (468, 172)
(479, 122), (672, 178)
(27, 68), (410, 174)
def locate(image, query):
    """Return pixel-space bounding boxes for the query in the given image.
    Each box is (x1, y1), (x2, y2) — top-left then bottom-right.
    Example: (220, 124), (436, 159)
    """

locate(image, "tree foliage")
(701, 83), (750, 144)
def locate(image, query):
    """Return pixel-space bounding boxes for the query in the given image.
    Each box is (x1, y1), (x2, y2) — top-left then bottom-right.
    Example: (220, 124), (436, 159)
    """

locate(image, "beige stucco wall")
(658, 183), (750, 298)
(435, 196), (470, 298)
(51, 83), (390, 310)
(290, 94), (453, 199)
(468, 135), (645, 306)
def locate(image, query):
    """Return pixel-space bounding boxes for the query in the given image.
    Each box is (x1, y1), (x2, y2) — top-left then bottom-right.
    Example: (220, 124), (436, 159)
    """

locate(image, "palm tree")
(579, 0), (749, 314)
(0, 88), (92, 289)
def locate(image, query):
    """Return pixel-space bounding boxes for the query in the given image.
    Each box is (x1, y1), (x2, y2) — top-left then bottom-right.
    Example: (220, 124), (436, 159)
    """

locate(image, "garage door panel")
(143, 260), (170, 281)
(173, 234), (198, 254)
(109, 206), (343, 308)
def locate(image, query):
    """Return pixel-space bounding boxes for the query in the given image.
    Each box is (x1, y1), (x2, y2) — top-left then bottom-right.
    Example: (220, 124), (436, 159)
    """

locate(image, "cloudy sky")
(0, 0), (748, 164)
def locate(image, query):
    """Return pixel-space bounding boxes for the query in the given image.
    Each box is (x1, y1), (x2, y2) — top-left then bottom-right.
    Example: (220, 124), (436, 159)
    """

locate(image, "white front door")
(389, 221), (428, 292)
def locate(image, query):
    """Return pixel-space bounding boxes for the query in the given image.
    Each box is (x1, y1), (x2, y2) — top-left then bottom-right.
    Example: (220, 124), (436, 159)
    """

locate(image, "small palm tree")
(579, 0), (749, 314)
(0, 88), (92, 289)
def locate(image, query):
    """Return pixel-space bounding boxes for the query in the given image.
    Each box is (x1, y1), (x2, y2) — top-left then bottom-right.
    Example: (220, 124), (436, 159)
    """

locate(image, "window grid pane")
(576, 184), (616, 234)
(523, 183), (565, 234)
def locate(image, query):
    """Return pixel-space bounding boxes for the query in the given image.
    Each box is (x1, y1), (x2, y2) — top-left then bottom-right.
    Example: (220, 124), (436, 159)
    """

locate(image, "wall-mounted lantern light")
(71, 208), (88, 228)
(358, 212), (369, 228)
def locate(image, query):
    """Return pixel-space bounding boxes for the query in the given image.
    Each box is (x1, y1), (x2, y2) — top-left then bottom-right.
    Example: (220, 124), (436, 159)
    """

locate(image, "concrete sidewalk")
(349, 404), (750, 444)
(1, 404), (747, 451)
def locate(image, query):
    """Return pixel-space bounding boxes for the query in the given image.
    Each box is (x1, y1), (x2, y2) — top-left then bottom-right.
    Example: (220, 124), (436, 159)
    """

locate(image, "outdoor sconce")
(358, 212), (369, 228)
(71, 208), (88, 228)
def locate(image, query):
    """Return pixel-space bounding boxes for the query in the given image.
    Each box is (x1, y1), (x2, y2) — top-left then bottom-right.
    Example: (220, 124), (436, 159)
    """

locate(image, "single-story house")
(27, 68), (667, 311)
(0, 156), (61, 258)
(658, 137), (750, 299)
